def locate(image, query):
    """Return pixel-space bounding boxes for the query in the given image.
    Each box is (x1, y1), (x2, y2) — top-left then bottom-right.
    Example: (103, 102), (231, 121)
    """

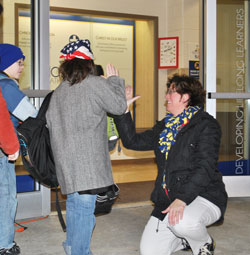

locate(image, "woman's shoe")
(198, 238), (215, 255)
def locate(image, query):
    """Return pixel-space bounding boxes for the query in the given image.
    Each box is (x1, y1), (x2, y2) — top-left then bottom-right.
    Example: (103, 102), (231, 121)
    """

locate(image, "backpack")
(17, 92), (57, 188)
(17, 91), (66, 231)
(17, 91), (119, 231)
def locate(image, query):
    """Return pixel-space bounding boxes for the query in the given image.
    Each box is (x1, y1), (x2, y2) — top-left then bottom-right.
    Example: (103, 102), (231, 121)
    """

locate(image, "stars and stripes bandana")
(60, 39), (94, 60)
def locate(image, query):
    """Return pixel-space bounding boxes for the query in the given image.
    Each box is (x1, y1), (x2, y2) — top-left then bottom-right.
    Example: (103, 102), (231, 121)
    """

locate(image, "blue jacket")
(0, 72), (37, 129)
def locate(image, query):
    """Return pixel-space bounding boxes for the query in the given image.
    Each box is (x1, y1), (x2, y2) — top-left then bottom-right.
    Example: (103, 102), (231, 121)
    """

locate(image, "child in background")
(0, 43), (37, 255)
(0, 88), (19, 161)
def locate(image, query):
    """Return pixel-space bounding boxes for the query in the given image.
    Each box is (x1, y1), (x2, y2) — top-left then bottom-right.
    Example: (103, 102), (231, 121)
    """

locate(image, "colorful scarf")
(159, 106), (200, 159)
(159, 106), (200, 198)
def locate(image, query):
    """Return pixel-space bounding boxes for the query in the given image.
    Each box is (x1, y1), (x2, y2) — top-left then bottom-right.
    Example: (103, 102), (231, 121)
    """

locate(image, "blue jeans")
(0, 156), (17, 249)
(63, 192), (97, 255)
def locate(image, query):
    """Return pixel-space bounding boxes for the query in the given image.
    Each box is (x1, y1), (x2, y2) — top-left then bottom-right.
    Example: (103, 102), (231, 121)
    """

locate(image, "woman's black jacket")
(114, 109), (228, 221)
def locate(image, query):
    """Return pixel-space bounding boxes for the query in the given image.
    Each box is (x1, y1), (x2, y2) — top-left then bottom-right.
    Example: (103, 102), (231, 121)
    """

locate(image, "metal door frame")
(16, 0), (51, 220)
(203, 0), (250, 197)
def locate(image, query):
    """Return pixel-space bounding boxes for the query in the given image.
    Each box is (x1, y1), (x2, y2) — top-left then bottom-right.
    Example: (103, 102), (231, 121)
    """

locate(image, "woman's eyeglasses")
(166, 89), (177, 95)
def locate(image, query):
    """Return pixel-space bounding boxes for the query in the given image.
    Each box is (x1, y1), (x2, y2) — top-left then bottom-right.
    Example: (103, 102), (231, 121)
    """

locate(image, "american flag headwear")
(60, 39), (94, 60)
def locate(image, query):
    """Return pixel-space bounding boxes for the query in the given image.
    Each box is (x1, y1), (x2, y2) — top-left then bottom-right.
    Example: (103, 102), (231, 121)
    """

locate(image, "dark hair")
(59, 58), (95, 86)
(95, 64), (104, 76)
(167, 74), (206, 107)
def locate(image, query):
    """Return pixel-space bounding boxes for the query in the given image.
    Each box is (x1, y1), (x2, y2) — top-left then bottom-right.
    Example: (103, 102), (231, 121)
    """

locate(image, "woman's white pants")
(140, 196), (221, 255)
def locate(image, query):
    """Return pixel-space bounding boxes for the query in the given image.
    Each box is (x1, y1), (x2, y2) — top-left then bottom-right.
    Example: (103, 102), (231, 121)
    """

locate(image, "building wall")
(167, 0), (200, 68)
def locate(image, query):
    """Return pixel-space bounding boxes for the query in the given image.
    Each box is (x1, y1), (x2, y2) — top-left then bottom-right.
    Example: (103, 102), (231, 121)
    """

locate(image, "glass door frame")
(202, 0), (250, 197)
(16, 0), (51, 220)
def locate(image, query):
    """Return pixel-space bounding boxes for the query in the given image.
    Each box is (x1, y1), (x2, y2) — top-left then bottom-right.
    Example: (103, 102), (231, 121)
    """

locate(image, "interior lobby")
(0, 0), (250, 254)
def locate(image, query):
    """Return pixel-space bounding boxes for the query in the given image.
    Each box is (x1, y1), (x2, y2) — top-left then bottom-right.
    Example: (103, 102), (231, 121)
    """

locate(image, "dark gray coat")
(46, 75), (127, 194)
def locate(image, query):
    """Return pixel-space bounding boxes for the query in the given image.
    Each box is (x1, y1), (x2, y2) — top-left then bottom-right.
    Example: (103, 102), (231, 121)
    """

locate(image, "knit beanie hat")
(60, 39), (94, 60)
(0, 44), (25, 71)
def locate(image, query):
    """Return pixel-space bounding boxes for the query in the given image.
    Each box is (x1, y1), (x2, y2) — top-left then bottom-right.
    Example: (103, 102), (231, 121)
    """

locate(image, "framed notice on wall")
(158, 37), (179, 69)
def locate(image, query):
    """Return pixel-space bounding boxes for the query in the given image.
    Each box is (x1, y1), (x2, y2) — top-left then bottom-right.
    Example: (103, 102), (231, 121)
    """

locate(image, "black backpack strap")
(38, 92), (66, 231)
(37, 91), (54, 120)
(55, 187), (66, 232)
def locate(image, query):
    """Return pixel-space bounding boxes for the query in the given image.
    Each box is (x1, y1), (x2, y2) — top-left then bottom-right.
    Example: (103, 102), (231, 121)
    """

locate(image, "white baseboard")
(223, 176), (250, 197)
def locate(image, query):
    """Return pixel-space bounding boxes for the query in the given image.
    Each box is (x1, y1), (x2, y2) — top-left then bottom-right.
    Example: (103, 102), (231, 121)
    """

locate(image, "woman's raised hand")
(125, 85), (140, 113)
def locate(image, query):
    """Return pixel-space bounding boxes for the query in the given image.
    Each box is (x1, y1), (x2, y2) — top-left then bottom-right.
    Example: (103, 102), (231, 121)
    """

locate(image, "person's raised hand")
(125, 85), (140, 113)
(106, 64), (119, 77)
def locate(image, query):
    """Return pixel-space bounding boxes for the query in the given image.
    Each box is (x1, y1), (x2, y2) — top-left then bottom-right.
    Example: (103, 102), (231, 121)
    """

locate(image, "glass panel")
(16, 4), (32, 90)
(49, 11), (134, 91)
(217, 99), (249, 176)
(1, 1), (33, 90)
(217, 0), (250, 176)
(48, 8), (157, 132)
(1, 1), (35, 192)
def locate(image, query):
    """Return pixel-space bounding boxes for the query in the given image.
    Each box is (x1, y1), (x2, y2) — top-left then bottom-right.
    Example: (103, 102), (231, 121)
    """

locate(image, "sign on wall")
(189, 60), (199, 80)
(158, 37), (178, 69)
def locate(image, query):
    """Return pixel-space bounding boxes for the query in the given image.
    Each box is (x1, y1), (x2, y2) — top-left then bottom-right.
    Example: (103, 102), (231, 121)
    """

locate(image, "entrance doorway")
(204, 0), (250, 196)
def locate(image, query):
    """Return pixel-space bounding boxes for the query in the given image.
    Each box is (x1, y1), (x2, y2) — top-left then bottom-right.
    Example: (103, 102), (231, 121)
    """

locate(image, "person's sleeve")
(12, 96), (38, 121)
(114, 112), (161, 151)
(1, 80), (37, 121)
(0, 89), (19, 154)
(174, 119), (222, 205)
(92, 76), (127, 115)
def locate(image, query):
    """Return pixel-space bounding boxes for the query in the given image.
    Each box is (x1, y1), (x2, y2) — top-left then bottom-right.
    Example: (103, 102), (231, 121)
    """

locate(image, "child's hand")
(8, 150), (19, 161)
(106, 64), (119, 77)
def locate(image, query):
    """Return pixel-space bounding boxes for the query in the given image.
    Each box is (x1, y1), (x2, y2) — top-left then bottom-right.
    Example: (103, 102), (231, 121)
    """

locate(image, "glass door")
(2, 0), (51, 219)
(203, 0), (250, 196)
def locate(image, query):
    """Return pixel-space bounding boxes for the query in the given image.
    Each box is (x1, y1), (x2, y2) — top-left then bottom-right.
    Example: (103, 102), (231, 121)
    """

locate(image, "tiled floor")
(15, 197), (250, 255)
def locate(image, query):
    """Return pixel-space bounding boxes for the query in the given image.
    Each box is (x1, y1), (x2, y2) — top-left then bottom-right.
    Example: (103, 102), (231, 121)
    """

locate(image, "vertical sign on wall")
(189, 60), (200, 80)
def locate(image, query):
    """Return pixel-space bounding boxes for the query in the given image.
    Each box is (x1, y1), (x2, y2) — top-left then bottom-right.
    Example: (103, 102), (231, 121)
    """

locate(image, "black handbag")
(95, 184), (120, 214)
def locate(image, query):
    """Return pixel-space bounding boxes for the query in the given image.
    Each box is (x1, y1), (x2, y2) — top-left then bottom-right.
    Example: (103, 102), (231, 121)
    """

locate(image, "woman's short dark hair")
(59, 58), (96, 86)
(167, 74), (206, 107)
